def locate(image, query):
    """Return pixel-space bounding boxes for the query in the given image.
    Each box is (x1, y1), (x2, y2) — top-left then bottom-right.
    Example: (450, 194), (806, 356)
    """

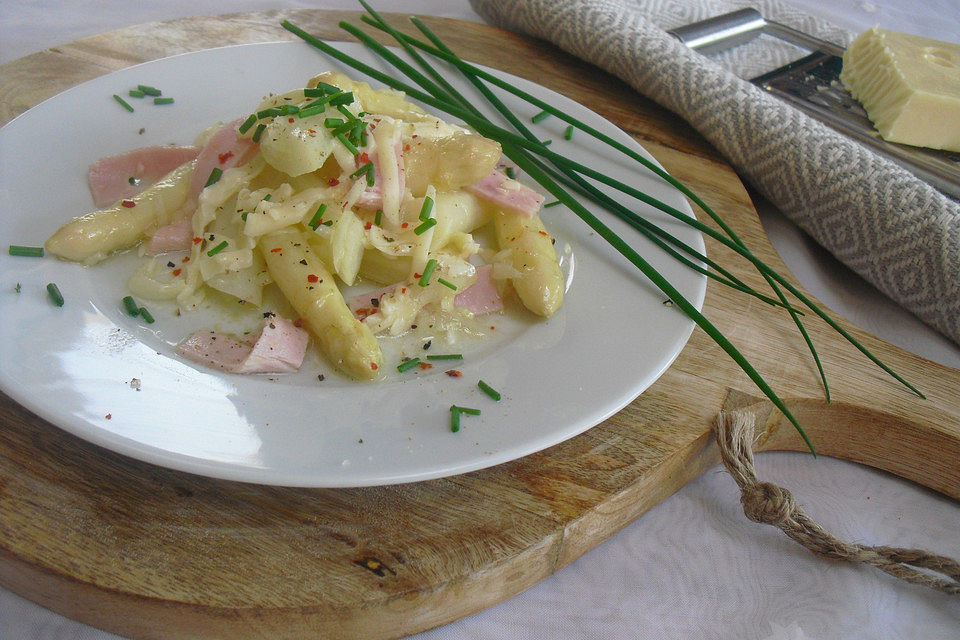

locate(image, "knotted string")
(715, 410), (960, 595)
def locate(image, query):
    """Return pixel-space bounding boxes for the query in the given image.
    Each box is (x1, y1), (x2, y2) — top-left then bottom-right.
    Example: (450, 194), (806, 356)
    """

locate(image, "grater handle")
(668, 8), (846, 57)
(667, 8), (766, 55)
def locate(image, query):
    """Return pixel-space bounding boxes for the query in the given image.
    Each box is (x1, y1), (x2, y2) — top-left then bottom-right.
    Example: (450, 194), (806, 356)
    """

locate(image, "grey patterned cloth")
(470, 0), (960, 346)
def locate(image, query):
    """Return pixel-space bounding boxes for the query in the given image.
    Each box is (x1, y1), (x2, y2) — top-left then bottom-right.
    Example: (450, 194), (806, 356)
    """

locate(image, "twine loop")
(716, 410), (960, 596)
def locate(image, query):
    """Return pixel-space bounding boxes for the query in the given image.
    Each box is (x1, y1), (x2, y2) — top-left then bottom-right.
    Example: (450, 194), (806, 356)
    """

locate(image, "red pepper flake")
(355, 307), (376, 320)
(307, 129), (317, 134)
(288, 117), (295, 123)
(411, 134), (418, 138)
(192, 237), (203, 245)
(182, 256), (190, 263)
(307, 274), (319, 283)
(328, 178), (340, 186)
(370, 362), (379, 371)
(172, 268), (182, 276)
(218, 151), (234, 165)
(419, 362), (433, 370)
(293, 318), (303, 327)
(105, 413), (113, 419)
(364, 222), (373, 230)
(358, 152), (370, 164)
(121, 200), (136, 208)
(403, 144), (411, 152)
(401, 287), (407, 294)
(445, 370), (463, 377)
(401, 222), (409, 229)
(413, 273), (422, 280)
(270, 247), (283, 253)
(539, 230), (549, 237)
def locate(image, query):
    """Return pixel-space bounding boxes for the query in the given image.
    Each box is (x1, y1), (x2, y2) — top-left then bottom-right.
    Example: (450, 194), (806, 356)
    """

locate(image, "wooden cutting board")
(1, 10), (957, 640)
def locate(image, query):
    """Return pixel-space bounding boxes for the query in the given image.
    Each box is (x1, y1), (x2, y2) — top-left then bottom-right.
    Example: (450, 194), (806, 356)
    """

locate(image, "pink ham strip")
(143, 215), (193, 255)
(454, 265), (503, 315)
(465, 170), (544, 218)
(178, 317), (308, 374)
(355, 138), (405, 210)
(88, 145), (200, 207)
(189, 118), (259, 201)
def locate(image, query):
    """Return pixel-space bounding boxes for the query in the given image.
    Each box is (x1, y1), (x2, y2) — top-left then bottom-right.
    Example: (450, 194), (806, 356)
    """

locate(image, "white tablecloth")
(1, 2), (958, 639)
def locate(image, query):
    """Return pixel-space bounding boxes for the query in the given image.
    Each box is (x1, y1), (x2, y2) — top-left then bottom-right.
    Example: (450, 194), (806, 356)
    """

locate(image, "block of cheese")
(840, 27), (960, 152)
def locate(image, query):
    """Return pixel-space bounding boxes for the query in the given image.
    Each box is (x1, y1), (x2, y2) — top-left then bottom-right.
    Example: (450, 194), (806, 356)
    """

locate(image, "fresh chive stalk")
(427, 354), (463, 360)
(139, 307), (155, 323)
(137, 84), (161, 96)
(153, 97), (174, 105)
(280, 11), (923, 453)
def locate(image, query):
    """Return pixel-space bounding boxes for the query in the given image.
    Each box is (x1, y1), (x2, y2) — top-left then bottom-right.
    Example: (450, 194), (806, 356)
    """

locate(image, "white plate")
(0, 40), (705, 487)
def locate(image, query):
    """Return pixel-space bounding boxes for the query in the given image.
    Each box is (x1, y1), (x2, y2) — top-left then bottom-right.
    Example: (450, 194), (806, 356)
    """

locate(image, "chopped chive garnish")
(350, 162), (375, 186)
(113, 94), (134, 112)
(413, 218), (437, 235)
(505, 166), (516, 179)
(204, 167), (223, 188)
(543, 200), (562, 208)
(46, 283), (63, 307)
(263, 194), (272, 201)
(122, 295), (140, 316)
(257, 107), (282, 119)
(457, 406), (481, 416)
(564, 125), (574, 140)
(278, 104), (300, 115)
(153, 97), (174, 105)
(449, 406), (461, 432)
(128, 90), (145, 98)
(330, 120), (357, 136)
(139, 307), (155, 324)
(8, 245), (43, 257)
(137, 84), (161, 96)
(418, 196), (434, 221)
(316, 81), (342, 94)
(298, 101), (331, 118)
(531, 110), (550, 123)
(478, 380), (501, 401)
(206, 240), (228, 257)
(252, 123), (266, 142)
(308, 203), (328, 230)
(336, 133), (360, 155)
(437, 277), (457, 290)
(324, 117), (345, 128)
(541, 139), (552, 146)
(329, 91), (355, 106)
(303, 87), (326, 97)
(397, 357), (421, 373)
(337, 104), (358, 120)
(419, 258), (438, 286)
(374, 209), (383, 226)
(427, 353), (462, 360)
(241, 211), (250, 221)
(239, 114), (257, 134)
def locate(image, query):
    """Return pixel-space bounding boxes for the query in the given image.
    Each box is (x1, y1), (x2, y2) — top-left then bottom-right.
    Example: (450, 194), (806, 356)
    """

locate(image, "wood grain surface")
(1, 10), (957, 640)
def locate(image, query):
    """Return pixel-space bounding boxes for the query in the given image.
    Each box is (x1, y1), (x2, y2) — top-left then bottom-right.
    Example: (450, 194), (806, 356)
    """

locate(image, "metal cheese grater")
(668, 8), (960, 200)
